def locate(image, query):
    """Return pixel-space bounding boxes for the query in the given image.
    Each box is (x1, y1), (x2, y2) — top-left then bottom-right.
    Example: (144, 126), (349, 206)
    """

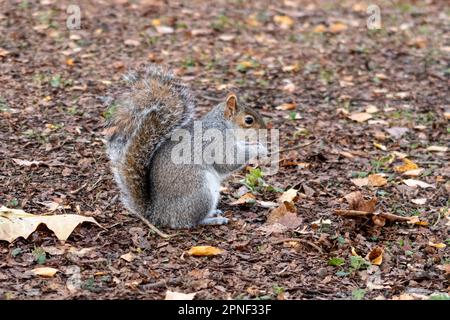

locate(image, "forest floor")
(0, 0), (449, 300)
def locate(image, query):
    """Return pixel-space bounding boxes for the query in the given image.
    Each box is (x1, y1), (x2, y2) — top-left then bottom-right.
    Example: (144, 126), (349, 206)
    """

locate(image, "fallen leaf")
(257, 201), (278, 208)
(257, 223), (288, 234)
(0, 206), (102, 242)
(165, 290), (196, 300)
(266, 201), (301, 229)
(230, 193), (256, 206)
(426, 146), (448, 152)
(411, 198), (427, 205)
(428, 241), (446, 249)
(219, 34), (235, 41)
(367, 247), (383, 265)
(395, 158), (419, 173)
(278, 188), (298, 203)
(155, 25), (174, 34)
(32, 267), (59, 277)
(385, 127), (409, 139)
(313, 24), (327, 33)
(403, 179), (434, 189)
(403, 168), (424, 177)
(365, 105), (379, 114)
(120, 252), (136, 262)
(348, 112), (372, 122)
(351, 178), (369, 187)
(407, 216), (429, 226)
(273, 15), (294, 29)
(12, 158), (42, 167)
(329, 22), (348, 33)
(276, 103), (296, 111)
(368, 174), (387, 187)
(373, 142), (387, 151)
(124, 39), (140, 46)
(187, 246), (223, 256)
(344, 191), (377, 213)
(0, 48), (10, 57)
(372, 215), (386, 227)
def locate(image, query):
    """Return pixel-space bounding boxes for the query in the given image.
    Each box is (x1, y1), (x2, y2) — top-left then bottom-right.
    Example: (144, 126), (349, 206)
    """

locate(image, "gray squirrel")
(105, 64), (266, 228)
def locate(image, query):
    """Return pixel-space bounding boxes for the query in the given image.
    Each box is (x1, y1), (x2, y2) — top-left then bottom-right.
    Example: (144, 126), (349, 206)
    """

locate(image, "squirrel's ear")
(224, 93), (237, 119)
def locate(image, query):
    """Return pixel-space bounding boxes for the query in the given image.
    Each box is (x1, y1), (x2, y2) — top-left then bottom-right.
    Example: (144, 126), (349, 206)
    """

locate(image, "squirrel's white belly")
(204, 170), (221, 211)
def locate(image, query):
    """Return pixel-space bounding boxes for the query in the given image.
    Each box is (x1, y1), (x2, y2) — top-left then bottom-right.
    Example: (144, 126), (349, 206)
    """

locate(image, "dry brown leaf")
(32, 267), (59, 277)
(368, 174), (387, 187)
(344, 191), (377, 213)
(351, 178), (369, 187)
(12, 158), (42, 167)
(329, 22), (348, 33)
(372, 215), (386, 227)
(426, 146), (448, 152)
(165, 290), (196, 300)
(348, 112), (372, 122)
(230, 193), (256, 206)
(273, 15), (294, 28)
(0, 206), (102, 243)
(394, 158), (419, 173)
(120, 252), (136, 262)
(411, 198), (427, 205)
(365, 105), (379, 114)
(313, 24), (327, 33)
(266, 201), (301, 229)
(276, 103), (296, 111)
(407, 216), (429, 226)
(278, 188), (298, 203)
(403, 179), (434, 189)
(367, 247), (383, 265)
(403, 168), (424, 177)
(187, 246), (223, 256)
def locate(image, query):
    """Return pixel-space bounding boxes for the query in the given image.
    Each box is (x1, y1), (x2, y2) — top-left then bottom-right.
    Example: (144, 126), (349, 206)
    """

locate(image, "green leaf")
(335, 271), (349, 277)
(11, 248), (22, 257)
(352, 289), (366, 300)
(50, 74), (61, 88)
(32, 247), (47, 265)
(328, 257), (345, 266)
(350, 256), (370, 271)
(429, 294), (450, 300)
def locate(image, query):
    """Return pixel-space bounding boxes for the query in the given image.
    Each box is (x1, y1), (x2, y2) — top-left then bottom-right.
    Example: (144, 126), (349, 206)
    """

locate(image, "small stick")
(70, 183), (88, 195)
(334, 209), (371, 217)
(133, 213), (171, 239)
(269, 139), (319, 156)
(272, 237), (323, 253)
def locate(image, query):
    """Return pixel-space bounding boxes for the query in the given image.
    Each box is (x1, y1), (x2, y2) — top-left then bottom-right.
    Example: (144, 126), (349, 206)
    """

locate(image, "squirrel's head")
(223, 93), (266, 130)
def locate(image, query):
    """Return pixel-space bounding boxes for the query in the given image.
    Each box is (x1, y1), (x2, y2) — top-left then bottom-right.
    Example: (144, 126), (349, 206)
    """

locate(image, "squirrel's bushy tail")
(105, 64), (195, 216)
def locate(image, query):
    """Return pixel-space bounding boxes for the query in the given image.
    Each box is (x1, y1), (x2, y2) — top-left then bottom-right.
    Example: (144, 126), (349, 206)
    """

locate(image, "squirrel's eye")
(244, 115), (254, 125)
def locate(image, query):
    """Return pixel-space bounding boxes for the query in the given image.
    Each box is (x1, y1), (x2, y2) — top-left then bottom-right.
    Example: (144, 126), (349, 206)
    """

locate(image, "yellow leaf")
(351, 247), (360, 257)
(407, 216), (429, 226)
(373, 142), (387, 151)
(348, 112), (372, 122)
(367, 247), (383, 265)
(394, 158), (419, 173)
(329, 22), (348, 33)
(276, 103), (296, 111)
(187, 246), (223, 256)
(165, 290), (196, 300)
(66, 58), (74, 66)
(0, 206), (102, 242)
(230, 193), (256, 206)
(273, 15), (294, 28)
(32, 267), (59, 277)
(151, 18), (161, 26)
(368, 174), (387, 187)
(278, 188), (298, 203)
(428, 241), (446, 249)
(313, 24), (327, 33)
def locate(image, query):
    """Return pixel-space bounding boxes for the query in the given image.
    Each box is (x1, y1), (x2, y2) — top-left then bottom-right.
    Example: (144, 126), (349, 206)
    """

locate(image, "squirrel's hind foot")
(199, 216), (229, 226)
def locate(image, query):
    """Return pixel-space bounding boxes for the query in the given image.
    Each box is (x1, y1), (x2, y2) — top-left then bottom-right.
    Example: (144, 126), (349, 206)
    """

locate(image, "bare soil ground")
(0, 0), (449, 300)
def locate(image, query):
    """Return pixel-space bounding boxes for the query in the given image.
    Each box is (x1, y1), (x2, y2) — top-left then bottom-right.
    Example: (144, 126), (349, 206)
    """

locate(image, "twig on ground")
(272, 237), (323, 253)
(133, 213), (171, 239)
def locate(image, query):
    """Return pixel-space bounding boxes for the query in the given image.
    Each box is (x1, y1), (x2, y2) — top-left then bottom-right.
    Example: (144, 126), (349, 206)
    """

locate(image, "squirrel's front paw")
(199, 216), (229, 226)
